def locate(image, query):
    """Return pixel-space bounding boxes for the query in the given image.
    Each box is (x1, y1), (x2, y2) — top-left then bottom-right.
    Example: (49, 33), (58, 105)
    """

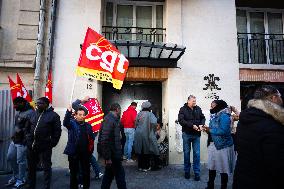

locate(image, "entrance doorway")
(102, 81), (162, 119)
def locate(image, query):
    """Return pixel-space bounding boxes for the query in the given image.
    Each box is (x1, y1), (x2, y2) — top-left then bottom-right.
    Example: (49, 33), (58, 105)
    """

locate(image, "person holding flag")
(63, 103), (97, 189)
(5, 97), (35, 188)
(71, 97), (104, 181)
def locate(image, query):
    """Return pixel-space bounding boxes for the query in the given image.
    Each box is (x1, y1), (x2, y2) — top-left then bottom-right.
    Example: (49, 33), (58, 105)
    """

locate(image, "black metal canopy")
(110, 40), (186, 68)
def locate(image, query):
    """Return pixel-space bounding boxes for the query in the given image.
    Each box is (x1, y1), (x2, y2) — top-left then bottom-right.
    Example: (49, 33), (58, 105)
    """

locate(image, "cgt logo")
(86, 43), (128, 74)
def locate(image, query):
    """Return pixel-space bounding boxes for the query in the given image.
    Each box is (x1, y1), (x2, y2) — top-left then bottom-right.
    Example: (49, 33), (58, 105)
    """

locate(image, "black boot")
(220, 173), (228, 189)
(205, 170), (216, 189)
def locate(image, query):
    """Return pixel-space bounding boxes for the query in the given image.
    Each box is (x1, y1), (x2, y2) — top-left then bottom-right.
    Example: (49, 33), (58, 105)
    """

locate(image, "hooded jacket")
(233, 99), (284, 189)
(121, 106), (137, 129)
(26, 106), (62, 151)
(98, 112), (122, 160)
(209, 108), (233, 150)
(12, 102), (35, 145)
(178, 104), (206, 136)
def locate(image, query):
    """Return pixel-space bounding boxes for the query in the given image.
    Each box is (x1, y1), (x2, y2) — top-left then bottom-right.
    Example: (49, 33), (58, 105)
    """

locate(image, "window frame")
(104, 0), (165, 28)
(237, 8), (284, 64)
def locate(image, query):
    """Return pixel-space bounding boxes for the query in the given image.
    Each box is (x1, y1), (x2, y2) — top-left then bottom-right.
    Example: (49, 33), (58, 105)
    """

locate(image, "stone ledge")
(0, 60), (34, 68)
(239, 63), (284, 70)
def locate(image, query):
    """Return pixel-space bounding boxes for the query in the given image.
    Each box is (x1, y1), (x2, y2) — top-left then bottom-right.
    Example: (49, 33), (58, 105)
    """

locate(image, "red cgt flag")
(45, 71), (53, 103)
(76, 27), (129, 90)
(8, 76), (22, 100)
(82, 98), (104, 132)
(16, 73), (32, 102)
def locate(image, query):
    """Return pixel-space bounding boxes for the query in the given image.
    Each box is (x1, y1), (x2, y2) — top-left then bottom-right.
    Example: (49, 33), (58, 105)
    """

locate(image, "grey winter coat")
(134, 111), (159, 155)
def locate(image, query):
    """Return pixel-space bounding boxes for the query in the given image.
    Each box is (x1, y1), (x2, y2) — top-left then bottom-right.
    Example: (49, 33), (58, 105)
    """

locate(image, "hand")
(202, 125), (210, 133)
(193, 125), (200, 131)
(105, 159), (112, 166)
(67, 105), (72, 112)
(82, 96), (90, 103)
(198, 125), (204, 131)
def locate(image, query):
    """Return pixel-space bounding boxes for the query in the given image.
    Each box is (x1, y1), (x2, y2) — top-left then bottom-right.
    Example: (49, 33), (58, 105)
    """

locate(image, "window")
(236, 9), (284, 65)
(103, 1), (164, 42)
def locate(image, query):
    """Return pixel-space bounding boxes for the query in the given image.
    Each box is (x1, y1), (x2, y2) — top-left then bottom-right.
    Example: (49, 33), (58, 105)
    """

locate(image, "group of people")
(5, 84), (284, 189)
(178, 85), (284, 189)
(6, 97), (61, 189)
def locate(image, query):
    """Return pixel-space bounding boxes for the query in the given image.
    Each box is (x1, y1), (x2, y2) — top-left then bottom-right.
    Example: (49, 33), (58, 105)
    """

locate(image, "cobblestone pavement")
(0, 163), (233, 189)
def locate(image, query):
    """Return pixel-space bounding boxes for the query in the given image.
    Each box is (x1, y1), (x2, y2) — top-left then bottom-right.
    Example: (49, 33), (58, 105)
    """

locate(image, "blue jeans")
(90, 154), (101, 176)
(7, 141), (27, 181)
(123, 128), (135, 160)
(182, 132), (200, 176)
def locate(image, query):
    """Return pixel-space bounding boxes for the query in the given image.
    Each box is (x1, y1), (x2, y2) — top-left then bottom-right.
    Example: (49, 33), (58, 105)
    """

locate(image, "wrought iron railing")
(102, 26), (166, 42)
(237, 33), (284, 65)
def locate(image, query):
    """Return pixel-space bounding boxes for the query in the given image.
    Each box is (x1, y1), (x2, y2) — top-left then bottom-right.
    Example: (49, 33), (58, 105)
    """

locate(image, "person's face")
(210, 102), (217, 110)
(187, 98), (196, 107)
(75, 110), (86, 122)
(117, 108), (121, 117)
(36, 100), (48, 112)
(157, 124), (161, 130)
(132, 105), (137, 109)
(270, 91), (283, 106)
(14, 102), (25, 111)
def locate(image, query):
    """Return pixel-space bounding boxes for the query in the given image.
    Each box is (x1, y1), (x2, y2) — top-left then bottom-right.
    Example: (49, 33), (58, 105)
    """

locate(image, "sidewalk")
(0, 163), (233, 189)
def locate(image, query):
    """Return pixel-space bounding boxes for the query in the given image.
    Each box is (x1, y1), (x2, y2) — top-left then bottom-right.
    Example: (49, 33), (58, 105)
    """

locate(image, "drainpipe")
(33, 0), (46, 100)
(46, 0), (57, 77)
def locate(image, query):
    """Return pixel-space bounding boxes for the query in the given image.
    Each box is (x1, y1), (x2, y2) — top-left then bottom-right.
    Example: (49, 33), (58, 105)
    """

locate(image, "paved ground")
(0, 163), (233, 189)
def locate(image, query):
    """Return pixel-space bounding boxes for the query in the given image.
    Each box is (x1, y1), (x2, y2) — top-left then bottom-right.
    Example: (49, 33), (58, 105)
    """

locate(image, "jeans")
(101, 159), (126, 189)
(90, 154), (101, 176)
(7, 141), (27, 181)
(26, 148), (52, 189)
(123, 128), (135, 160)
(182, 132), (200, 176)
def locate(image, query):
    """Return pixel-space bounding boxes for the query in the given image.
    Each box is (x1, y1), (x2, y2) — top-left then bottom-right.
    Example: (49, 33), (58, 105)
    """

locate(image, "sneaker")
(138, 168), (143, 171)
(78, 184), (83, 188)
(5, 177), (17, 187)
(194, 175), (200, 181)
(95, 172), (104, 180)
(142, 167), (151, 172)
(13, 179), (25, 188)
(122, 156), (127, 160)
(184, 172), (190, 179)
(126, 159), (135, 163)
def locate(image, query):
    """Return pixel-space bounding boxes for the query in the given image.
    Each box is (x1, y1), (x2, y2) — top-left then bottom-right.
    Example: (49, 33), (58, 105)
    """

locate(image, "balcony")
(238, 33), (284, 65)
(102, 26), (166, 42)
(101, 26), (185, 68)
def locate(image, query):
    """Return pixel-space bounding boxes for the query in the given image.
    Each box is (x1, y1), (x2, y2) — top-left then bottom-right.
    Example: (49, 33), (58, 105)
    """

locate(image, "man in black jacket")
(178, 95), (205, 181)
(99, 103), (127, 189)
(25, 97), (61, 189)
(233, 86), (284, 189)
(6, 97), (35, 188)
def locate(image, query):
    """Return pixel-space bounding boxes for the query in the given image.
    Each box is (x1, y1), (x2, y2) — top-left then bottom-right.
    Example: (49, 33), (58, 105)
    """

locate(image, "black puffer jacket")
(178, 104), (206, 136)
(12, 102), (35, 145)
(26, 107), (62, 151)
(98, 112), (121, 160)
(233, 99), (284, 189)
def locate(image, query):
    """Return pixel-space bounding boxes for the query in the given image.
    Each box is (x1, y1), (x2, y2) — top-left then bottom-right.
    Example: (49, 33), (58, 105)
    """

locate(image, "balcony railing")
(102, 26), (166, 42)
(237, 33), (284, 65)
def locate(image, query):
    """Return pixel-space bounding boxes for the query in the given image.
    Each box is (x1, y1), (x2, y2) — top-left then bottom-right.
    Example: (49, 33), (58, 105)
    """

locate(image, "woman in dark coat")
(134, 101), (158, 171)
(233, 85), (284, 189)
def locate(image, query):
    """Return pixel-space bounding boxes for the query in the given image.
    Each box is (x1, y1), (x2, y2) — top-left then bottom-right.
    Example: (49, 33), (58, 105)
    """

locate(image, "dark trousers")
(207, 169), (228, 189)
(68, 154), (90, 189)
(101, 159), (126, 189)
(26, 148), (52, 189)
(137, 154), (150, 169)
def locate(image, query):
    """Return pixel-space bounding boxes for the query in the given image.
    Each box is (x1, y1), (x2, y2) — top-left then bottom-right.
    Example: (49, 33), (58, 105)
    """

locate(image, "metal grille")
(0, 90), (15, 172)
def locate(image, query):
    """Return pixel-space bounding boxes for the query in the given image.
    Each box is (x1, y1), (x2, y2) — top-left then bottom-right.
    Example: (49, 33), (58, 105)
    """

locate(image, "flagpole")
(69, 73), (77, 105)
